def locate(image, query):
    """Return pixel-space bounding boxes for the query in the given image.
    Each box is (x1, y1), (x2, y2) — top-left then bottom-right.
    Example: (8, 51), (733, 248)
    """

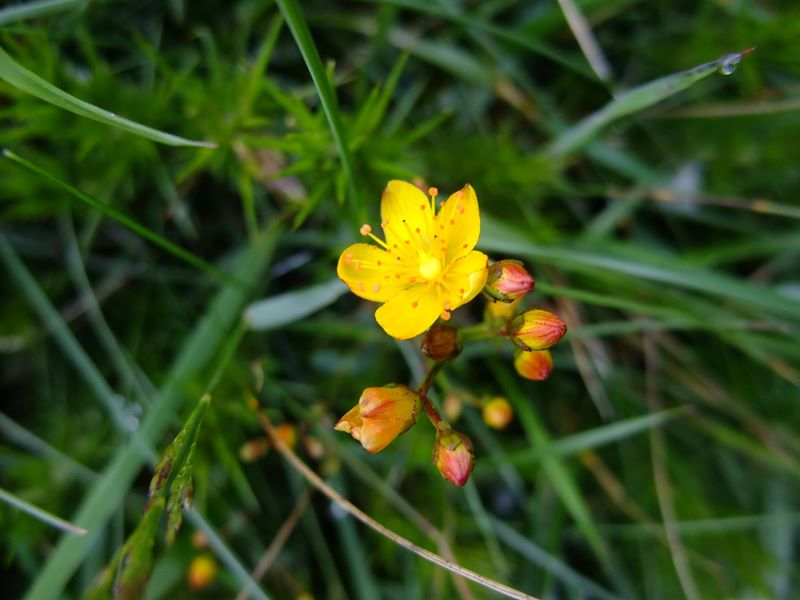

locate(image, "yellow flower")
(337, 180), (488, 339)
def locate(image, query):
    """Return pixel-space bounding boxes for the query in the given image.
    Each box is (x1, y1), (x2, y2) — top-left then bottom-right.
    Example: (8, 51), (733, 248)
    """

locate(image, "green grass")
(1, 1), (799, 599)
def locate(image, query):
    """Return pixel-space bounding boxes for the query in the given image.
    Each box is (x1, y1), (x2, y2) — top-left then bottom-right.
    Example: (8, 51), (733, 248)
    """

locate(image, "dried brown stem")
(256, 408), (538, 600)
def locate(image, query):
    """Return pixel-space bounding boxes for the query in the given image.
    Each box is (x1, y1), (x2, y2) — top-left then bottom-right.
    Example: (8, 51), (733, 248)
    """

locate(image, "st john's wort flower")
(334, 384), (421, 453)
(337, 180), (488, 339)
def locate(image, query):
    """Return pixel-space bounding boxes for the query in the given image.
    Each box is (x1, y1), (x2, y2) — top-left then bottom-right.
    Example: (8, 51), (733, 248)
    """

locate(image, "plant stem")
(417, 361), (445, 427)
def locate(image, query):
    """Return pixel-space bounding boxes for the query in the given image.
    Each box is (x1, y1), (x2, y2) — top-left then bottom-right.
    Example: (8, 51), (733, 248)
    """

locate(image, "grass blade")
(480, 216), (800, 322)
(496, 407), (690, 467)
(275, 0), (358, 204)
(244, 279), (348, 330)
(22, 230), (278, 599)
(0, 46), (215, 148)
(0, 486), (87, 536)
(3, 150), (228, 283)
(547, 49), (754, 157)
(491, 518), (620, 600)
(0, 0), (82, 25)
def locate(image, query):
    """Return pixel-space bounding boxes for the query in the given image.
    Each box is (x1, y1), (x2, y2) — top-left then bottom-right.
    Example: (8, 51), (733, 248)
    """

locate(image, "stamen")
(440, 309), (451, 321)
(362, 227), (389, 250)
(428, 187), (438, 213)
(373, 283), (381, 293)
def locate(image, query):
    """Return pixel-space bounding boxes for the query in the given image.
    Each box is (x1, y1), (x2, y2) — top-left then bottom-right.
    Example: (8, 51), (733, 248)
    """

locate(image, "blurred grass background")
(1, 0), (799, 598)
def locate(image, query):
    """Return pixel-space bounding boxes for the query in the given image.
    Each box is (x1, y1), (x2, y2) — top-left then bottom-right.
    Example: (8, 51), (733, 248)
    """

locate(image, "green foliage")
(1, 1), (799, 599)
(84, 395), (209, 600)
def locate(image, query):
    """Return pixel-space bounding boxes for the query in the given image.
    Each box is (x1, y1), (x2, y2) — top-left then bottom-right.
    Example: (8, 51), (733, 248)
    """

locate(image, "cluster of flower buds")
(483, 259), (567, 381)
(333, 182), (569, 488)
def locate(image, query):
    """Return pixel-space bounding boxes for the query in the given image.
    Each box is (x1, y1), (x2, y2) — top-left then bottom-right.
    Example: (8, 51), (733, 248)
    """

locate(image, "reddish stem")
(417, 361), (445, 427)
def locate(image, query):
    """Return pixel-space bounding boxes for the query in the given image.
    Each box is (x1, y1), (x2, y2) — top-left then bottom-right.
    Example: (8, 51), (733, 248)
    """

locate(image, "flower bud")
(433, 425), (475, 487)
(514, 349), (553, 381)
(239, 438), (269, 462)
(187, 554), (218, 591)
(509, 309), (567, 351)
(303, 435), (325, 461)
(274, 423), (298, 449)
(484, 260), (534, 303)
(482, 397), (513, 430)
(420, 323), (461, 361)
(334, 384), (421, 454)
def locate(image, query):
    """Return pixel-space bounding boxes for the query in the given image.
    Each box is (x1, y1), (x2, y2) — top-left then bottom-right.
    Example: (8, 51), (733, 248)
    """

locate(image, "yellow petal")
(337, 243), (412, 302)
(442, 250), (488, 309)
(375, 283), (442, 339)
(380, 180), (434, 254)
(436, 184), (480, 263)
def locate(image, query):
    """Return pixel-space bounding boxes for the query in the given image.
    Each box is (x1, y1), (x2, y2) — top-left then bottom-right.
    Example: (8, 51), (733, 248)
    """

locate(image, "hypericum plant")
(336, 181), (567, 486)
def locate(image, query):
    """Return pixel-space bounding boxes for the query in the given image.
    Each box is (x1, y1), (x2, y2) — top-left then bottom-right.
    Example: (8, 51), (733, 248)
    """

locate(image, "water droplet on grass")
(718, 53), (741, 75)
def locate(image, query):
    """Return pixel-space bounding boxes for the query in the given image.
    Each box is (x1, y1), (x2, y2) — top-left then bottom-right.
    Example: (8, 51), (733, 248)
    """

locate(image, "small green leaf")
(244, 279), (348, 331)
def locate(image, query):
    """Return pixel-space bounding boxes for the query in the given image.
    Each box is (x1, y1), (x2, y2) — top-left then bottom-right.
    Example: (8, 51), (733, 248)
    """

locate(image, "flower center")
(418, 253), (443, 280)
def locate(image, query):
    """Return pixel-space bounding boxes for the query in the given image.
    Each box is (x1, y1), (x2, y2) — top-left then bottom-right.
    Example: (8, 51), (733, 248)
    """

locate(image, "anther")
(360, 224), (372, 235)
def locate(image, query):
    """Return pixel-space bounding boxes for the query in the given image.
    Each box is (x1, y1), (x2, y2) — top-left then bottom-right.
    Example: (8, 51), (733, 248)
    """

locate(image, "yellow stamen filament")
(359, 223), (390, 250)
(428, 187), (438, 212)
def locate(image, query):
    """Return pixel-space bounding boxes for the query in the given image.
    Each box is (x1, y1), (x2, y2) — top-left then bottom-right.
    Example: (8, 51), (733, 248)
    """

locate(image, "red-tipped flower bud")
(484, 260), (534, 302)
(421, 323), (461, 361)
(509, 309), (567, 351)
(514, 349), (554, 381)
(334, 384), (421, 454)
(482, 397), (514, 430)
(433, 425), (475, 487)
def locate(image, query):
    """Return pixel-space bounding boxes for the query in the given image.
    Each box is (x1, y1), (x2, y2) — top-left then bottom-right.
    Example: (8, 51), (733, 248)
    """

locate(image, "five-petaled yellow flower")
(338, 180), (488, 339)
